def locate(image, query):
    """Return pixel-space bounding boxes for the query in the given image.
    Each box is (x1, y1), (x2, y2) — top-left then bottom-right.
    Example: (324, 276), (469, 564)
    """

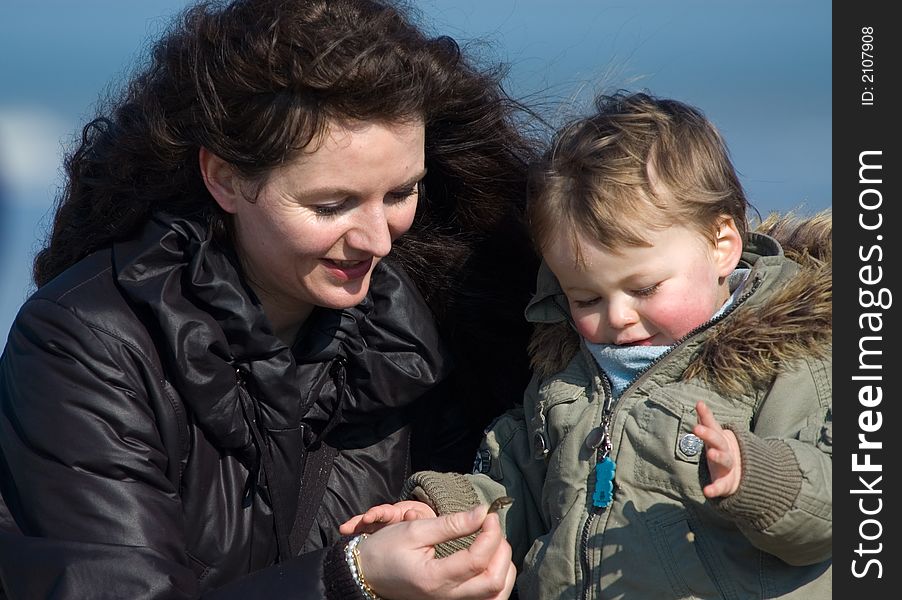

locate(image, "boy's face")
(544, 221), (741, 346)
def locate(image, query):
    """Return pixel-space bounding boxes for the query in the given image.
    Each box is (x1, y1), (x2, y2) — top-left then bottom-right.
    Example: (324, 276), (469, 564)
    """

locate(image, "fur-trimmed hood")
(526, 211), (832, 395)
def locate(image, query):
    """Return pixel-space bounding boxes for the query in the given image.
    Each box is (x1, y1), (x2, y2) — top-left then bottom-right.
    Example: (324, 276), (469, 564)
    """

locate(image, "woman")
(0, 0), (539, 597)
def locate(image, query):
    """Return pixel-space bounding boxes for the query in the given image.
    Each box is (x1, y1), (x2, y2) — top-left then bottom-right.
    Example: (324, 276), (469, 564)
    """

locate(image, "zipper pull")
(591, 413), (616, 509)
(592, 456), (616, 508)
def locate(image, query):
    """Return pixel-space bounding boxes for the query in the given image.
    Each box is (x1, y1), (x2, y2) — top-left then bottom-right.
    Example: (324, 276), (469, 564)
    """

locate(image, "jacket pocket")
(626, 384), (750, 498)
(646, 509), (741, 600)
(186, 550), (212, 582)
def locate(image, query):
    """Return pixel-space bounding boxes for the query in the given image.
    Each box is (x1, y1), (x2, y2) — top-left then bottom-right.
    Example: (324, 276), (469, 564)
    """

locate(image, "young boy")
(342, 92), (832, 599)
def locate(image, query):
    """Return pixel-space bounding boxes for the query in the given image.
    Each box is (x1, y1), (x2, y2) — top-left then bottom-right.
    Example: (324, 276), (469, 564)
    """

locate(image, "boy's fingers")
(711, 448), (734, 469)
(693, 424), (721, 450)
(706, 447), (723, 467)
(696, 401), (716, 426)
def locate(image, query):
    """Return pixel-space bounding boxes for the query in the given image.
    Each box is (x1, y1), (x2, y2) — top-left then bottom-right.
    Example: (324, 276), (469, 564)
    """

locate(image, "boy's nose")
(606, 298), (638, 330)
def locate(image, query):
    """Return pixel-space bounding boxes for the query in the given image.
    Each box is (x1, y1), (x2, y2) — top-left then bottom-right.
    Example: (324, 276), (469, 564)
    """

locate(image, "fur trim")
(529, 321), (581, 379)
(529, 211), (833, 393)
(754, 210), (832, 266)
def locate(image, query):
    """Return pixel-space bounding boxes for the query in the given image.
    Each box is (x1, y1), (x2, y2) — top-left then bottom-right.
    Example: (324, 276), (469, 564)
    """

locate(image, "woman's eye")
(313, 183), (419, 217)
(387, 185), (419, 204)
(313, 203), (346, 217)
(632, 283), (661, 297)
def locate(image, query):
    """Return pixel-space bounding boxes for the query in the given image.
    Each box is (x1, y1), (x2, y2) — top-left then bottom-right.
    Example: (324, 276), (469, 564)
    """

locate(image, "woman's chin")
(316, 280), (372, 310)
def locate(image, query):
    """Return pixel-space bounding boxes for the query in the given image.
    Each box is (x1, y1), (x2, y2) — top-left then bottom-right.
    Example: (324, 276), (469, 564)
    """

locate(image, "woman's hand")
(339, 500), (437, 535)
(356, 504), (516, 600)
(693, 400), (742, 498)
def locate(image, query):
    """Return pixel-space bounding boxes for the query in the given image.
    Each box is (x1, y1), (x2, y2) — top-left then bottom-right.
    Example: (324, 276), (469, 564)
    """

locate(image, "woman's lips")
(321, 257), (374, 281)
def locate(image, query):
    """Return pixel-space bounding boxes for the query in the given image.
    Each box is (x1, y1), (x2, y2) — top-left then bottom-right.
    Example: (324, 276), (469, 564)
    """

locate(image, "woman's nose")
(346, 205), (393, 257)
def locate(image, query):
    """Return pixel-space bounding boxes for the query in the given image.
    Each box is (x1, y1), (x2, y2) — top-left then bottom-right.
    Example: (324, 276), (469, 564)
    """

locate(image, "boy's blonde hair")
(528, 91), (749, 262)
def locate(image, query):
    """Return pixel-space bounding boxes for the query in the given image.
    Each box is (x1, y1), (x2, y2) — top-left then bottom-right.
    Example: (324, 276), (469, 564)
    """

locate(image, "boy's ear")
(199, 147), (242, 214)
(713, 216), (743, 278)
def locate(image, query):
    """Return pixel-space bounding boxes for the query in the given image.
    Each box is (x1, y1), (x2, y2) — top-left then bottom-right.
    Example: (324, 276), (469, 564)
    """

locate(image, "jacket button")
(678, 433), (704, 457)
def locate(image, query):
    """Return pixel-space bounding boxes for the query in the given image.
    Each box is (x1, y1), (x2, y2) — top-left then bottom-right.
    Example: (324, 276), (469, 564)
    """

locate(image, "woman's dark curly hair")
(37, 0), (540, 468)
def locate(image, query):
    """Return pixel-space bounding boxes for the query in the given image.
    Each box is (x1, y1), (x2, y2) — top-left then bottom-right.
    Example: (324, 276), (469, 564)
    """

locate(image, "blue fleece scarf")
(587, 269), (750, 398)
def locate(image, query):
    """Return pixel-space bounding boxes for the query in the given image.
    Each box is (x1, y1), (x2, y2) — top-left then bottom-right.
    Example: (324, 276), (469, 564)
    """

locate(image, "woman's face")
(223, 120), (425, 338)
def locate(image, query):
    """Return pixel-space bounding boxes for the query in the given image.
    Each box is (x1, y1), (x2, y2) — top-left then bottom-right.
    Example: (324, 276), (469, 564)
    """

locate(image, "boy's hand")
(339, 500), (437, 535)
(693, 401), (742, 498)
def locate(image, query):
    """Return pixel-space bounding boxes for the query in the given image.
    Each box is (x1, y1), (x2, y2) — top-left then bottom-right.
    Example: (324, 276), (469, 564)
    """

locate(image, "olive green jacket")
(406, 214), (832, 599)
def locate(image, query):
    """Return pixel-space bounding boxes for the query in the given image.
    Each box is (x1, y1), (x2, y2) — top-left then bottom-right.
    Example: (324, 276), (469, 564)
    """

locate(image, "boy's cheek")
(573, 313), (605, 344)
(650, 302), (710, 341)
(656, 279), (725, 332)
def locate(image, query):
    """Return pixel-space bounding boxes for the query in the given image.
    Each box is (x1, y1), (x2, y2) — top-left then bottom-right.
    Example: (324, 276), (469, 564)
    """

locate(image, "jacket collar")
(111, 213), (450, 450)
(112, 213), (305, 452)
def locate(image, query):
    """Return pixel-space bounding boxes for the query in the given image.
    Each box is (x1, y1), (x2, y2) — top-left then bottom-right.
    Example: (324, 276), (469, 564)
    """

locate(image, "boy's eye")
(573, 297), (601, 308)
(632, 283), (661, 297)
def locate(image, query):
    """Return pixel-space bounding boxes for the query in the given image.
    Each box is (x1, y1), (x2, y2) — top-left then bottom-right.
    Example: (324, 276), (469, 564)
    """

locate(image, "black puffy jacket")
(0, 214), (452, 598)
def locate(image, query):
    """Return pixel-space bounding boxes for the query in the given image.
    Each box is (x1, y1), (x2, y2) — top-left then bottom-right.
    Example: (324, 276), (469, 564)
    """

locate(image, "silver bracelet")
(345, 533), (382, 600)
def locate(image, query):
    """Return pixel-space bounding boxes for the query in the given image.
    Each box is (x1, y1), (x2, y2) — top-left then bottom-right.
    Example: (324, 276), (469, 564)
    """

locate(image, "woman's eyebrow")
(395, 168), (428, 189)
(293, 168), (428, 201)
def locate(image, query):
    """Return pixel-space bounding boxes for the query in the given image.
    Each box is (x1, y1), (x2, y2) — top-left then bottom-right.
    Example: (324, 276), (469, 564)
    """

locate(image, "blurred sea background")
(0, 0), (831, 344)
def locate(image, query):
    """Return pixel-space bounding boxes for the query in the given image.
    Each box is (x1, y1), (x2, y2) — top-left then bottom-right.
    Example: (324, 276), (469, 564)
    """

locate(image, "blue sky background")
(0, 0), (831, 344)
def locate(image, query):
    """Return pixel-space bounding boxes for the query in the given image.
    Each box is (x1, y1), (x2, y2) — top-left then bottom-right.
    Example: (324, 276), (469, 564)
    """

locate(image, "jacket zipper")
(580, 508), (603, 600)
(621, 274), (762, 392)
(235, 366), (293, 560)
(580, 372), (614, 600)
(577, 276), (761, 599)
